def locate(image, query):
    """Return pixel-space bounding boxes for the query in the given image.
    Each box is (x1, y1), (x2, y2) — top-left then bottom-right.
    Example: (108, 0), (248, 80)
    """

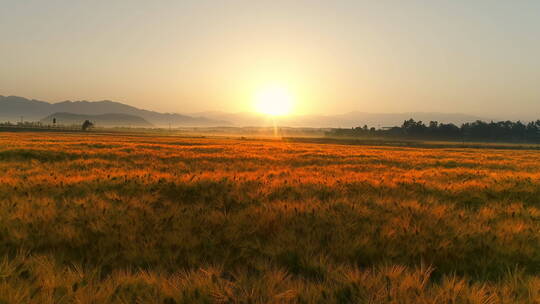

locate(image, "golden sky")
(1, 1), (539, 118)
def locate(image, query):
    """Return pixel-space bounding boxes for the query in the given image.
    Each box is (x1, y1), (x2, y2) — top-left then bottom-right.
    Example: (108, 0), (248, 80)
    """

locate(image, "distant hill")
(41, 112), (153, 127)
(0, 95), (230, 127)
(0, 96), (52, 121)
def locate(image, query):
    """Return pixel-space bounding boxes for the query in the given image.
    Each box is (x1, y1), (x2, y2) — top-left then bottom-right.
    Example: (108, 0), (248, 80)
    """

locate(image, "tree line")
(326, 119), (540, 142)
(0, 120), (94, 130)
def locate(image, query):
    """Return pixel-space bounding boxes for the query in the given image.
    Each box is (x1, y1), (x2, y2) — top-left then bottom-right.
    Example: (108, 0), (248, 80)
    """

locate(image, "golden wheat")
(0, 132), (539, 303)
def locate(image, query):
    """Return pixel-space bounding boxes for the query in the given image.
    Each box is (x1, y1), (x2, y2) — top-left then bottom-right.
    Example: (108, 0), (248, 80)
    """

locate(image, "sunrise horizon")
(2, 93), (537, 123)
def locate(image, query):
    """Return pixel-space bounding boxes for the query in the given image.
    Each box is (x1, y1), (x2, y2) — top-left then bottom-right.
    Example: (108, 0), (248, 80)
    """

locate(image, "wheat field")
(0, 132), (539, 303)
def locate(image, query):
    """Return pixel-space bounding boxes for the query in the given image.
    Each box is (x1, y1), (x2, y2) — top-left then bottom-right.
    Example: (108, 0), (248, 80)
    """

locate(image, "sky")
(1, 0), (539, 118)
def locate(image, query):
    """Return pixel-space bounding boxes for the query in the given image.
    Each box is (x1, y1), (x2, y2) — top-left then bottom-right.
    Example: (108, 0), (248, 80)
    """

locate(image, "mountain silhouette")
(0, 95), (230, 127)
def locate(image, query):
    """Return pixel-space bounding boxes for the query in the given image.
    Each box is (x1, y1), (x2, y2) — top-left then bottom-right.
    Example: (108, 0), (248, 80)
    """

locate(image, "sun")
(254, 85), (294, 116)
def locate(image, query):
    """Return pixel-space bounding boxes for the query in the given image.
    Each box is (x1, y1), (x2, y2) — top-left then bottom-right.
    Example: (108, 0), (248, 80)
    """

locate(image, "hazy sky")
(1, 0), (539, 118)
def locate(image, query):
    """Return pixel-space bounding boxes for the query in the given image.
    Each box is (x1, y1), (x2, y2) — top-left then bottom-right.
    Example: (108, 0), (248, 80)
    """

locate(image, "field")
(0, 132), (540, 303)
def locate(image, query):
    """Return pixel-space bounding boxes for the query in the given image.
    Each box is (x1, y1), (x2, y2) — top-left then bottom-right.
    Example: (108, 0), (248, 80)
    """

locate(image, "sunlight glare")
(254, 85), (294, 116)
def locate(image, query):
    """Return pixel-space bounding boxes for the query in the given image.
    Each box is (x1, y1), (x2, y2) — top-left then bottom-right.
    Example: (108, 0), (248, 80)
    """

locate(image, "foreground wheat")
(0, 132), (539, 303)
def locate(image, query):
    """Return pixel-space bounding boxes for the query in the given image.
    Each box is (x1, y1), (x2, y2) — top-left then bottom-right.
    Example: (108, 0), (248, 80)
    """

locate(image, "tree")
(402, 119), (427, 136)
(82, 120), (94, 131)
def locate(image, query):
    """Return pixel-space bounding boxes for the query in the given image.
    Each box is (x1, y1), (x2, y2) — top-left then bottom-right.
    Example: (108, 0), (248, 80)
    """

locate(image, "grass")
(0, 131), (539, 303)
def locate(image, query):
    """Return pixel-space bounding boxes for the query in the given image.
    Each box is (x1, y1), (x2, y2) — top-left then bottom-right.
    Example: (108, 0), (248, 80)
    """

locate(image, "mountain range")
(1, 95), (496, 128)
(0, 96), (229, 127)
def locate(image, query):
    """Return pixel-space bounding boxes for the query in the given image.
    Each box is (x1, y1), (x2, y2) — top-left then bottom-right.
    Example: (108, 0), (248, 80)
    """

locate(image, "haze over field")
(1, 1), (539, 119)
